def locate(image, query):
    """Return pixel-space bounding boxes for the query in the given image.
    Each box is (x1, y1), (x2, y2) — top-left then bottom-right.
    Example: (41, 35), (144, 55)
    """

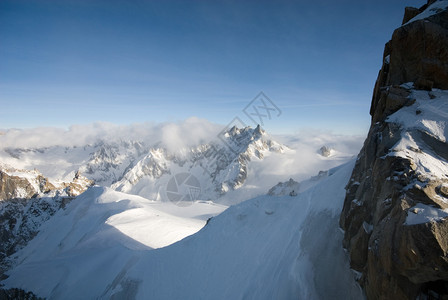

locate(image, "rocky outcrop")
(0, 193), (71, 277)
(389, 3), (448, 90)
(62, 171), (95, 197)
(319, 146), (332, 157)
(340, 1), (448, 299)
(267, 178), (300, 196)
(0, 167), (93, 201)
(0, 287), (42, 300)
(0, 167), (94, 277)
(0, 170), (55, 201)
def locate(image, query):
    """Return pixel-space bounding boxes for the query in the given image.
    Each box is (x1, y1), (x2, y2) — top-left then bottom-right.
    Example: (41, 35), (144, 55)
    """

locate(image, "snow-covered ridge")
(0, 122), (362, 298)
(2, 160), (363, 299)
(405, 0), (448, 25)
(386, 87), (448, 182)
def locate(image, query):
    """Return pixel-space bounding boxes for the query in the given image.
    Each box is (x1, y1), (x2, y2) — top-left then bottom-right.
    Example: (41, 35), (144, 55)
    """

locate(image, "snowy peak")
(0, 125), (286, 204)
(221, 124), (268, 154)
(80, 140), (147, 186)
(112, 125), (286, 201)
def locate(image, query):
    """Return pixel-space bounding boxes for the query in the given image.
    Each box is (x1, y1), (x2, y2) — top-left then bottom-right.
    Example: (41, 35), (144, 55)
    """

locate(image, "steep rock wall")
(340, 1), (448, 299)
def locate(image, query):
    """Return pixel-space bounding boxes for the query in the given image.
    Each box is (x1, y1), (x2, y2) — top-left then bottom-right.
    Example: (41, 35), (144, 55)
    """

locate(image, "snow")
(1, 167), (45, 193)
(0, 127), (361, 207)
(0, 124), (365, 298)
(386, 89), (448, 181)
(405, 203), (448, 225)
(106, 200), (226, 249)
(3, 160), (363, 299)
(267, 178), (300, 196)
(404, 0), (448, 25)
(362, 221), (373, 234)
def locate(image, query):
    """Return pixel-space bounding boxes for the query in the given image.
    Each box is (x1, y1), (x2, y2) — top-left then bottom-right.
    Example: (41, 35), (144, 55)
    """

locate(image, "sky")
(0, 0), (425, 135)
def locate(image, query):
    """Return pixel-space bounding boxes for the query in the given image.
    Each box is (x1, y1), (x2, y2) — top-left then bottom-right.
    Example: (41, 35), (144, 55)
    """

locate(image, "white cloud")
(0, 117), (223, 152)
(217, 130), (365, 204)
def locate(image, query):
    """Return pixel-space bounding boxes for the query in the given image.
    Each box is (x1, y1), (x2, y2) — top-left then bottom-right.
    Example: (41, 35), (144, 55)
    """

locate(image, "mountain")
(0, 122), (361, 298)
(1, 162), (362, 299)
(340, 1), (448, 299)
(0, 125), (287, 277)
(111, 125), (285, 202)
(0, 125), (285, 203)
(4, 1), (447, 297)
(0, 165), (93, 275)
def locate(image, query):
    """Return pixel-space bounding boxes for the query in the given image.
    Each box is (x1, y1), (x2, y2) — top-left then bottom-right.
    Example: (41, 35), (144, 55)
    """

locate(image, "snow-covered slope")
(2, 160), (362, 299)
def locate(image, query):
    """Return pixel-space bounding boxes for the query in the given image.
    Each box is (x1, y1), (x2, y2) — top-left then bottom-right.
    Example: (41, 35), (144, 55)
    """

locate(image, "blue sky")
(0, 0), (424, 134)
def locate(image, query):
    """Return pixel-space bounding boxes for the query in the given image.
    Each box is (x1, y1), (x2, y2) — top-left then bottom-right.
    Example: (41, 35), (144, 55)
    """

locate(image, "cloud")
(0, 119), (366, 205)
(0, 117), (223, 152)
(217, 129), (365, 204)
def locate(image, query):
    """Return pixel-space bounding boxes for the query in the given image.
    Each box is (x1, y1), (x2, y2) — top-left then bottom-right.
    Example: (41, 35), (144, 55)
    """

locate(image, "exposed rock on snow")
(340, 1), (448, 299)
(402, 6), (421, 24)
(0, 165), (93, 201)
(0, 166), (93, 277)
(319, 145), (333, 157)
(111, 125), (285, 201)
(0, 191), (76, 277)
(0, 168), (54, 201)
(391, 1), (448, 90)
(267, 178), (300, 196)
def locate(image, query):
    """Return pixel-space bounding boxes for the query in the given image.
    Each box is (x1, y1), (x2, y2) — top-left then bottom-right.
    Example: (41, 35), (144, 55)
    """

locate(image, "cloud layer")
(0, 117), (223, 152)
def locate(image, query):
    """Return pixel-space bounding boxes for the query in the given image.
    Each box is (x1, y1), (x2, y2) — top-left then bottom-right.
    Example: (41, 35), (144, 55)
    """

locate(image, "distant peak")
(254, 124), (264, 135)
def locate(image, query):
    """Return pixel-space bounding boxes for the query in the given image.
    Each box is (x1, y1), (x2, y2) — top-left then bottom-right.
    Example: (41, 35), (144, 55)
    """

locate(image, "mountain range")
(1, 1), (448, 299)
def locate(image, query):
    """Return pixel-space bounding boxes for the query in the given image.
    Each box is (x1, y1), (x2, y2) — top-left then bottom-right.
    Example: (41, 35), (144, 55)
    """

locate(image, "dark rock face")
(0, 167), (93, 277)
(0, 195), (72, 277)
(0, 287), (43, 300)
(340, 1), (448, 299)
(402, 7), (421, 24)
(319, 146), (332, 157)
(388, 8), (448, 90)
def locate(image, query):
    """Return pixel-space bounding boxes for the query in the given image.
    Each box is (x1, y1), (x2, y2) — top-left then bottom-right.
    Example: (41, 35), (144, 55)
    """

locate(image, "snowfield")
(0, 123), (364, 298)
(3, 160), (363, 299)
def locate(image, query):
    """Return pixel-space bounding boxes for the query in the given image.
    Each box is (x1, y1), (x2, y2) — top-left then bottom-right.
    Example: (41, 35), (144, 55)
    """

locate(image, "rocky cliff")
(340, 1), (448, 299)
(0, 166), (93, 278)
